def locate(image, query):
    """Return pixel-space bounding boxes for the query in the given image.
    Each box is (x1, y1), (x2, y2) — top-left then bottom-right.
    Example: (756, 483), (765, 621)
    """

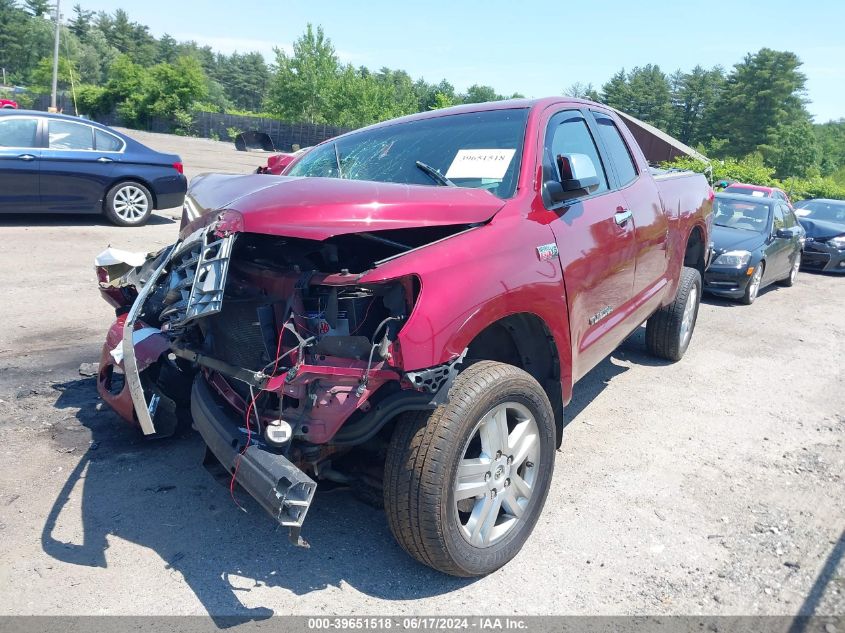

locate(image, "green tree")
(144, 56), (208, 118)
(670, 65), (725, 145)
(0, 0), (28, 83)
(601, 69), (630, 109)
(815, 119), (845, 177)
(764, 120), (818, 178)
(214, 51), (269, 111)
(29, 55), (75, 93)
(431, 92), (456, 109)
(266, 24), (339, 123)
(23, 0), (51, 17)
(462, 84), (499, 104)
(96, 9), (157, 67)
(621, 64), (674, 131)
(709, 48), (811, 158)
(156, 34), (179, 64)
(564, 82), (600, 101)
(414, 78), (456, 111)
(68, 4), (93, 40)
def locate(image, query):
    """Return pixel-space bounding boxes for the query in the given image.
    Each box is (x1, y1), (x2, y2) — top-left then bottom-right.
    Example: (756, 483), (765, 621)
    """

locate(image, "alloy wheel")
(748, 266), (763, 302)
(113, 185), (150, 222)
(679, 283), (698, 347)
(453, 402), (540, 547)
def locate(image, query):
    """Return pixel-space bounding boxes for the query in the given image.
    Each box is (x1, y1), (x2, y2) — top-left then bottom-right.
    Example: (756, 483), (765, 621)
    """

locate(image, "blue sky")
(76, 0), (845, 122)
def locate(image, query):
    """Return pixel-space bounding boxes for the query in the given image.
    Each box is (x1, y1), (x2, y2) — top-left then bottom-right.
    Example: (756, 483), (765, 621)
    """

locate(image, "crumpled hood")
(711, 225), (766, 253)
(798, 218), (845, 241)
(181, 173), (506, 240)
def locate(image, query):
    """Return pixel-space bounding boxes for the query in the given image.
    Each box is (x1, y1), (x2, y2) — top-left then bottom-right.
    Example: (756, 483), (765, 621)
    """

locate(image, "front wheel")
(105, 181), (153, 227)
(645, 266), (702, 361)
(740, 261), (765, 304)
(778, 254), (800, 287)
(383, 361), (556, 577)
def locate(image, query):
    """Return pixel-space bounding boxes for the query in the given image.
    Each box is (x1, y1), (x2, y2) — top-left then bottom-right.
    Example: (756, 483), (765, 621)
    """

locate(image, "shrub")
(663, 155), (845, 201)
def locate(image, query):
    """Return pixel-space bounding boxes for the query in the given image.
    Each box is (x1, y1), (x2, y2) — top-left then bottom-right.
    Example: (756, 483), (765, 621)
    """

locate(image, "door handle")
(17, 154), (36, 161)
(614, 209), (633, 226)
(96, 156), (114, 163)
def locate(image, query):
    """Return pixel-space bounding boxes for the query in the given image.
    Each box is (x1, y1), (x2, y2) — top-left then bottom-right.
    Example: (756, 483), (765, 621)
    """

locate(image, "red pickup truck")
(96, 98), (712, 577)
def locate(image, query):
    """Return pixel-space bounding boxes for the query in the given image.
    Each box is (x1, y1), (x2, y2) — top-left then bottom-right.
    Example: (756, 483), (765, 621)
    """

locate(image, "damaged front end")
(95, 212), (467, 543)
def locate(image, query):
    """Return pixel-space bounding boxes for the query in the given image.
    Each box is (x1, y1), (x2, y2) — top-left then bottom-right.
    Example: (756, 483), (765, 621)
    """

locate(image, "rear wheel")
(778, 254), (800, 287)
(741, 261), (764, 304)
(383, 361), (556, 577)
(645, 266), (701, 361)
(105, 181), (153, 227)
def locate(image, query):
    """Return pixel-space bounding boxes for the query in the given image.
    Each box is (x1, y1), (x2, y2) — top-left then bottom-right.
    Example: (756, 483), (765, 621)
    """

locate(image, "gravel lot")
(0, 130), (842, 619)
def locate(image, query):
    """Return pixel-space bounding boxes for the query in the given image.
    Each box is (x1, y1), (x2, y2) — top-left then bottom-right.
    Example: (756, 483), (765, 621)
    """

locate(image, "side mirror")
(546, 153), (601, 203)
(776, 227), (796, 239)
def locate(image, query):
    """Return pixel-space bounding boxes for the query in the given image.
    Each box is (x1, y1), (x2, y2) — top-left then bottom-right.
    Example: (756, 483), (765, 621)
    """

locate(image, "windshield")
(795, 200), (845, 223)
(287, 109), (529, 199)
(713, 198), (771, 232)
(722, 185), (769, 198)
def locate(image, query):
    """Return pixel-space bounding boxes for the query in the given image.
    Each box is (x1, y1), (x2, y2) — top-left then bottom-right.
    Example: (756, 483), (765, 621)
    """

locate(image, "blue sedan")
(0, 110), (187, 226)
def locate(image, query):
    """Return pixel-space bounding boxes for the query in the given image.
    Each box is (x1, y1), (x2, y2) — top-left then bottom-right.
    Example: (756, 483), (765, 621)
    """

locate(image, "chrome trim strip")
(122, 243), (177, 436)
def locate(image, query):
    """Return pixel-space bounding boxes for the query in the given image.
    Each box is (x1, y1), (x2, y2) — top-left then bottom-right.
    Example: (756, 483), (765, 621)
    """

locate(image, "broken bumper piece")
(191, 375), (316, 545)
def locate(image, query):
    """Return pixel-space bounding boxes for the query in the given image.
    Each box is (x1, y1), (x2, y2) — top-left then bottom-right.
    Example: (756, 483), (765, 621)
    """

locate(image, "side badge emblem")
(536, 243), (559, 261)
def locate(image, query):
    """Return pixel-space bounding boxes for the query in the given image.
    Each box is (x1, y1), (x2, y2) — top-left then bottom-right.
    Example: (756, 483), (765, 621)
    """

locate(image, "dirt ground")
(0, 129), (842, 619)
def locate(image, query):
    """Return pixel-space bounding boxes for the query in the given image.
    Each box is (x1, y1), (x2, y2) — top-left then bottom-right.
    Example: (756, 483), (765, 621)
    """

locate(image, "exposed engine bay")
(96, 220), (465, 544)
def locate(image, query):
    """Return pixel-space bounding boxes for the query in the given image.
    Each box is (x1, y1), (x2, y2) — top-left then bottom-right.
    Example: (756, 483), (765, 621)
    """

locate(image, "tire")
(740, 260), (765, 305)
(104, 181), (153, 226)
(778, 253), (800, 287)
(645, 266), (701, 361)
(383, 361), (556, 577)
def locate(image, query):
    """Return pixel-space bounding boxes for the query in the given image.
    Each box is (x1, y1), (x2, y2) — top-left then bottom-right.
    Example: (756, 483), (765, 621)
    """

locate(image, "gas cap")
(264, 419), (293, 446)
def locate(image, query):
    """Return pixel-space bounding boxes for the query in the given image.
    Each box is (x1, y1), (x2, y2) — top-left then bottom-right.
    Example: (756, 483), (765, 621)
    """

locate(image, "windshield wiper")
(334, 143), (344, 179)
(415, 161), (456, 187)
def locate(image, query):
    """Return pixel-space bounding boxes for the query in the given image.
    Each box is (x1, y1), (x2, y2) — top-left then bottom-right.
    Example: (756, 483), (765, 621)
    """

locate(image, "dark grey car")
(704, 193), (803, 304)
(795, 199), (845, 273)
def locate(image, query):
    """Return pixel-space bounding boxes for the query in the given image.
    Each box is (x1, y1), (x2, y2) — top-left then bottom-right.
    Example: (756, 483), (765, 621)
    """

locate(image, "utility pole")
(50, 0), (61, 112)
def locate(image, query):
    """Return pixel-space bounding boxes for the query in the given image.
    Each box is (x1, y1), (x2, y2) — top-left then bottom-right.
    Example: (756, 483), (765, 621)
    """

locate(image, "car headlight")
(828, 236), (845, 250)
(713, 250), (752, 267)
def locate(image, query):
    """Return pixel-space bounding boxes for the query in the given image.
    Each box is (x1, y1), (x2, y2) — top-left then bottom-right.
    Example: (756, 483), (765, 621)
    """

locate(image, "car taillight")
(173, 162), (184, 174)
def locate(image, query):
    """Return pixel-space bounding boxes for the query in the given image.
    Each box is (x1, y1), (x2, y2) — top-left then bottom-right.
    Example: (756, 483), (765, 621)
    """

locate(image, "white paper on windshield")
(445, 149), (516, 180)
(750, 191), (766, 197)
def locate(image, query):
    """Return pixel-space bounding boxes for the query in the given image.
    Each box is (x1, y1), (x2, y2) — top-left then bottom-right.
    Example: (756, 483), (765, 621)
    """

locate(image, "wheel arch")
(683, 224), (707, 276)
(104, 177), (158, 212)
(464, 312), (565, 447)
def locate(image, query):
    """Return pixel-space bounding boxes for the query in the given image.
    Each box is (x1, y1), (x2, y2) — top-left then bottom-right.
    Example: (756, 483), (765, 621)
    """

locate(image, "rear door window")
(95, 129), (124, 152)
(591, 113), (638, 186)
(48, 120), (94, 150)
(0, 117), (39, 148)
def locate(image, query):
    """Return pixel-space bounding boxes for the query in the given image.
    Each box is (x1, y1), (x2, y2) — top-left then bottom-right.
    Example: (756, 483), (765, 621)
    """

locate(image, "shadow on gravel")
(564, 327), (671, 426)
(701, 283), (786, 307)
(788, 528), (845, 632)
(0, 213), (175, 227)
(40, 377), (473, 626)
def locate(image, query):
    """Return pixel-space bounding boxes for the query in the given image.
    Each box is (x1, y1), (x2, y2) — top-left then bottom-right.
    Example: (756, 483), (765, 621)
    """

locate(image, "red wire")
(229, 391), (257, 510)
(230, 317), (290, 510)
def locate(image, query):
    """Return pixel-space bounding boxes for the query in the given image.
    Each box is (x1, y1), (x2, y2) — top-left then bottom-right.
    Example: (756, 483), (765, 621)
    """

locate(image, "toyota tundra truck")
(95, 98), (713, 577)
